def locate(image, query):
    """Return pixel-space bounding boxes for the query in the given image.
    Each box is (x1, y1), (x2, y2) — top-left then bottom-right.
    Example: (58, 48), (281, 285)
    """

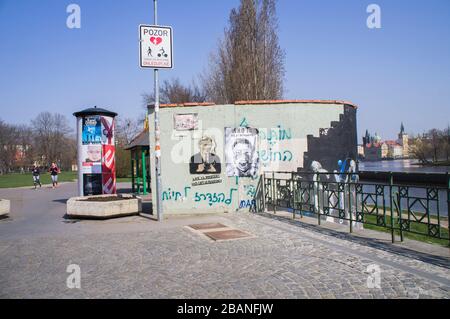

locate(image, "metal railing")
(253, 171), (450, 245)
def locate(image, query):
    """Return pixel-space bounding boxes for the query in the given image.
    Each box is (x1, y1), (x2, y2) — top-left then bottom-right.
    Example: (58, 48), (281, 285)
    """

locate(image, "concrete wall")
(149, 101), (357, 215)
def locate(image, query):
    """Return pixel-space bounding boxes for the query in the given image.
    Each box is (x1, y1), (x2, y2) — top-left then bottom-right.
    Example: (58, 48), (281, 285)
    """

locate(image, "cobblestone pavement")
(0, 183), (449, 299)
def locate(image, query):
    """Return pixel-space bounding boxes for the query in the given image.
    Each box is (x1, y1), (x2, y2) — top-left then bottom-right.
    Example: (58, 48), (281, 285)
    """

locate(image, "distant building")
(364, 142), (388, 161)
(357, 144), (365, 158)
(397, 122), (409, 158)
(363, 123), (409, 160)
(385, 140), (403, 159)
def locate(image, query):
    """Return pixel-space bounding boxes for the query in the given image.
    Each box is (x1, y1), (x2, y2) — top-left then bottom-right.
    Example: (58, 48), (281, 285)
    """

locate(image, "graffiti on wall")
(225, 127), (259, 177)
(194, 188), (237, 206)
(258, 125), (307, 172)
(239, 184), (256, 209)
(259, 125), (292, 146)
(162, 186), (238, 207)
(162, 186), (191, 201)
(189, 135), (222, 174)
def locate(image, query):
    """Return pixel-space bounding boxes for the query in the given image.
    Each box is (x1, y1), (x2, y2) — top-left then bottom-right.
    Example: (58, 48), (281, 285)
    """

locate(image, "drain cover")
(188, 223), (227, 230)
(203, 229), (252, 241)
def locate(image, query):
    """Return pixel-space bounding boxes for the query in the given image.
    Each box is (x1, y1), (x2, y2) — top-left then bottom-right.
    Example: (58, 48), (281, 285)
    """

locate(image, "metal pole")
(389, 172), (395, 243)
(153, 0), (163, 221)
(142, 149), (147, 195)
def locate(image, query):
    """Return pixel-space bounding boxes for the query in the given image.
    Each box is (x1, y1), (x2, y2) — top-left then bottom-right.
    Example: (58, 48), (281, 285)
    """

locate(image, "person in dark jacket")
(48, 163), (60, 189)
(31, 165), (42, 189)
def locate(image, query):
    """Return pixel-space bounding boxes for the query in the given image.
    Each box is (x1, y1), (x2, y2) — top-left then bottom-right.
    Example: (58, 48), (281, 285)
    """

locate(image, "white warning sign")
(139, 25), (173, 69)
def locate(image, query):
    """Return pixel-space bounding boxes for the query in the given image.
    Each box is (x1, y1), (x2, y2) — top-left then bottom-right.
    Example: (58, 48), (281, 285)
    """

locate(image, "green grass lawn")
(363, 214), (449, 247)
(0, 172), (78, 188)
(0, 172), (131, 188)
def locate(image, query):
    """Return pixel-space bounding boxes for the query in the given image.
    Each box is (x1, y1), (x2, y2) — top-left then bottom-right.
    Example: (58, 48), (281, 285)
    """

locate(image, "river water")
(359, 159), (450, 173)
(358, 159), (449, 217)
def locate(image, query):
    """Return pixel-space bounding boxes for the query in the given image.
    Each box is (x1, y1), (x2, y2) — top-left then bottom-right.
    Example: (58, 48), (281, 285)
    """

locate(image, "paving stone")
(0, 184), (449, 299)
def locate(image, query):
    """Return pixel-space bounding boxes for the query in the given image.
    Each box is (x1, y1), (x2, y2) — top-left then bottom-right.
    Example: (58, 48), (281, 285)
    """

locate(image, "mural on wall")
(174, 113), (199, 131)
(189, 136), (222, 174)
(303, 106), (357, 172)
(225, 127), (259, 177)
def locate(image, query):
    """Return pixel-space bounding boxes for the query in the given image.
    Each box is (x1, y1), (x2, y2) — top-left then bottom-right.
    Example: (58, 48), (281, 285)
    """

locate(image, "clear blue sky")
(1, 0), (449, 141)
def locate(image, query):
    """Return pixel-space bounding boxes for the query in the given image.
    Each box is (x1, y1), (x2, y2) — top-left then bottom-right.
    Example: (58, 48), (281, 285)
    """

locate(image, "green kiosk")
(125, 130), (151, 195)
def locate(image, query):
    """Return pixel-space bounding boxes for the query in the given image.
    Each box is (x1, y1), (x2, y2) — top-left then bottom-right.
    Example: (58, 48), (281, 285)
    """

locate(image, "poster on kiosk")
(74, 107), (117, 196)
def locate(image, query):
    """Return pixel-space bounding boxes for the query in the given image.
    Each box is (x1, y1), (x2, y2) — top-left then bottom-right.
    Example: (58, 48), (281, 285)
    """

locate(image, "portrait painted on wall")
(225, 127), (259, 178)
(174, 113), (199, 131)
(82, 116), (102, 144)
(189, 136), (222, 174)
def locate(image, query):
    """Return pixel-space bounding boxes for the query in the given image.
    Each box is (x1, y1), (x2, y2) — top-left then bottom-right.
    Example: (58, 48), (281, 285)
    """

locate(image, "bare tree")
(31, 112), (74, 169)
(142, 78), (207, 108)
(115, 117), (143, 147)
(203, 0), (285, 103)
(0, 119), (17, 174)
(410, 128), (450, 164)
(428, 129), (440, 162)
(442, 125), (450, 161)
(410, 136), (431, 164)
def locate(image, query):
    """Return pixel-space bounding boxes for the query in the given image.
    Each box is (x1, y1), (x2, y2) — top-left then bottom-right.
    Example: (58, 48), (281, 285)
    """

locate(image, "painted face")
(87, 146), (101, 162)
(233, 143), (252, 173)
(200, 141), (212, 154)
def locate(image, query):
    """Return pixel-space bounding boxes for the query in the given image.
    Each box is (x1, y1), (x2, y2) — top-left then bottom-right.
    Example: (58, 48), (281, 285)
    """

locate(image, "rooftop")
(155, 100), (358, 109)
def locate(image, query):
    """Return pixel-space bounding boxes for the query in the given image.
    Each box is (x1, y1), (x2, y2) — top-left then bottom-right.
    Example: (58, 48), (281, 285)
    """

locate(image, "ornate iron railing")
(254, 171), (450, 245)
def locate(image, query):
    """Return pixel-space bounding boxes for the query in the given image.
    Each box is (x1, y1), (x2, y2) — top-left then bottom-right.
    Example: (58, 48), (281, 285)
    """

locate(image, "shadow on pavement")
(53, 199), (68, 204)
(256, 211), (450, 269)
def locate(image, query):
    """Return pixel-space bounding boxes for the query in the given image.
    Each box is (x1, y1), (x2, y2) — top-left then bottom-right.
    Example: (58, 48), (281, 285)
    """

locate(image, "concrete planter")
(0, 199), (10, 217)
(66, 194), (142, 219)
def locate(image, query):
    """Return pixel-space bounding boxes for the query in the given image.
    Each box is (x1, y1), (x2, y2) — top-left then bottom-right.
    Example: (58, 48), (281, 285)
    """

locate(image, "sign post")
(139, 0), (173, 221)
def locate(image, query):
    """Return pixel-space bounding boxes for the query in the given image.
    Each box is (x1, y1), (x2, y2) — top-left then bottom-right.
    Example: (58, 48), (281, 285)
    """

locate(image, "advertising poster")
(81, 145), (102, 174)
(101, 116), (115, 145)
(83, 174), (102, 196)
(102, 145), (115, 174)
(82, 116), (102, 144)
(102, 173), (116, 194)
(225, 127), (259, 178)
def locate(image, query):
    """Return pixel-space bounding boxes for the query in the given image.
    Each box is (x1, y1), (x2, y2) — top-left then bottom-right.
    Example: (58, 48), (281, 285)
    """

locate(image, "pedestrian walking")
(48, 162), (60, 189)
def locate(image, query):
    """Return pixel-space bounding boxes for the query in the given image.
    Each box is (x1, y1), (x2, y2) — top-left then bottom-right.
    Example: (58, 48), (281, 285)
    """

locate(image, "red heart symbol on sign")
(150, 37), (163, 45)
